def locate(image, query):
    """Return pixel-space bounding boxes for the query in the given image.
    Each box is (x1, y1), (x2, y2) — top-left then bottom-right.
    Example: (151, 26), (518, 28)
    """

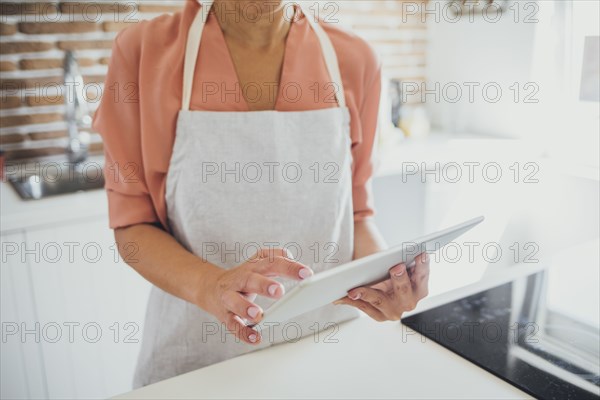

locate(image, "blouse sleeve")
(93, 31), (159, 229)
(352, 67), (382, 222)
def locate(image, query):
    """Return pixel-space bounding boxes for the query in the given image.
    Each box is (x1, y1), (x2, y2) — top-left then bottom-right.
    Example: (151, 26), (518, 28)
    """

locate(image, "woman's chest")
(225, 39), (287, 111)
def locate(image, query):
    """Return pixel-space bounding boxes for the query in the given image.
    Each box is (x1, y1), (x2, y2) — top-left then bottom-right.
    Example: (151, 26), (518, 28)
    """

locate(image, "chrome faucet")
(63, 51), (92, 164)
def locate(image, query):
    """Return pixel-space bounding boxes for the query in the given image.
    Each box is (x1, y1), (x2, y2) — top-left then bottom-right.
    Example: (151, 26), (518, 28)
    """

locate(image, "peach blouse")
(93, 1), (381, 230)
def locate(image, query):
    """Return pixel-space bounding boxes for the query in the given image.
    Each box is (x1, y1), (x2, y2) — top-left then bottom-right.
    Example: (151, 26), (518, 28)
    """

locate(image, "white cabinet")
(1, 219), (151, 399)
(1, 231), (46, 399)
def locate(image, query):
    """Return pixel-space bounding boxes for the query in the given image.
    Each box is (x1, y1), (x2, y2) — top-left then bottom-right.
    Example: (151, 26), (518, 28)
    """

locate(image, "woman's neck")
(212, 0), (291, 49)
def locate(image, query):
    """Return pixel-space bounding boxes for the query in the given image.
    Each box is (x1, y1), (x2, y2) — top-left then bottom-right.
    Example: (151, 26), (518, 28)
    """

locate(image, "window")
(532, 1), (599, 168)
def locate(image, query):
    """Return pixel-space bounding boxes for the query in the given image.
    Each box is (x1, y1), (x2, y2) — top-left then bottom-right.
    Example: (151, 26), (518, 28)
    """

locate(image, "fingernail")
(423, 253), (429, 262)
(247, 306), (260, 319)
(248, 333), (258, 343)
(268, 284), (282, 297)
(285, 248), (294, 259)
(349, 292), (361, 300)
(393, 264), (406, 277)
(333, 300), (342, 305)
(299, 268), (312, 279)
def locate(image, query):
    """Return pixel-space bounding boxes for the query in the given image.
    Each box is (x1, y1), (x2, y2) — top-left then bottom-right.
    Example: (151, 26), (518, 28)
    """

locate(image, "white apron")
(133, 0), (358, 388)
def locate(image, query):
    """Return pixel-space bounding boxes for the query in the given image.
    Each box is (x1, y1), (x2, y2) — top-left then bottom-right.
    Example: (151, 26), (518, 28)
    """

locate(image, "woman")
(94, 0), (430, 387)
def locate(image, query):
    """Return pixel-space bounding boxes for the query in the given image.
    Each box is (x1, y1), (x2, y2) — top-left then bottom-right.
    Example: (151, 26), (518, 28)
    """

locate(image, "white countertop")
(116, 318), (529, 400)
(115, 264), (546, 400)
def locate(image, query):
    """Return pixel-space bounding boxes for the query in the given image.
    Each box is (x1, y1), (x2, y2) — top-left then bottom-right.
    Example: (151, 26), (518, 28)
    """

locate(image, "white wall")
(425, 0), (538, 137)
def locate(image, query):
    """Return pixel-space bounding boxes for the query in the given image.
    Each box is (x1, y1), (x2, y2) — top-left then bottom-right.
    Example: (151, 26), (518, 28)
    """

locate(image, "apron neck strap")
(182, 0), (346, 111)
(297, 3), (346, 108)
(182, 0), (214, 112)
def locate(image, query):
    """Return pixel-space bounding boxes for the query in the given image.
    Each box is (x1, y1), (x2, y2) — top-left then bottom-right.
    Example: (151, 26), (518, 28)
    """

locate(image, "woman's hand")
(200, 248), (313, 345)
(334, 253), (430, 321)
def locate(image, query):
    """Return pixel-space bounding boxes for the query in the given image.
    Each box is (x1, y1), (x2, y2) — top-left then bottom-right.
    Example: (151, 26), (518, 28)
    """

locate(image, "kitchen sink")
(6, 155), (105, 200)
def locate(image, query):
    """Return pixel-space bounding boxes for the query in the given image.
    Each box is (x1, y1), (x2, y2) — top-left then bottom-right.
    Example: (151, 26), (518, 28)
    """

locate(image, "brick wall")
(0, 1), (427, 160)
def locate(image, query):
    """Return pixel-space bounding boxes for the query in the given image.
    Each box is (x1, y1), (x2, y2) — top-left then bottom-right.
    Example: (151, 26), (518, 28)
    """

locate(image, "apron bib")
(133, 0), (358, 387)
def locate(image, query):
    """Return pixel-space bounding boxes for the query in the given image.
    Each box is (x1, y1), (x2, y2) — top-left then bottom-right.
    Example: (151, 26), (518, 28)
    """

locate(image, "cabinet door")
(1, 232), (47, 399)
(25, 219), (151, 399)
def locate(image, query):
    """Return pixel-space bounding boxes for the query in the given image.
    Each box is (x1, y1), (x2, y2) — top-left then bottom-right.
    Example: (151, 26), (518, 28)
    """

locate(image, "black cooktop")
(402, 270), (600, 400)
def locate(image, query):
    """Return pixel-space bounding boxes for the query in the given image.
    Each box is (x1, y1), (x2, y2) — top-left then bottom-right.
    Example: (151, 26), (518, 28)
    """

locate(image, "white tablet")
(258, 216), (484, 327)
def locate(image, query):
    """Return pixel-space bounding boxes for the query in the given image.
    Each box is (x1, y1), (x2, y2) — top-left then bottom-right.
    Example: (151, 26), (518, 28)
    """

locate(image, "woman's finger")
(351, 278), (407, 320)
(347, 286), (389, 312)
(249, 248), (292, 262)
(222, 312), (261, 345)
(411, 253), (430, 300)
(240, 272), (285, 299)
(390, 263), (417, 312)
(221, 291), (263, 323)
(370, 278), (393, 295)
(334, 297), (387, 321)
(253, 256), (313, 281)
